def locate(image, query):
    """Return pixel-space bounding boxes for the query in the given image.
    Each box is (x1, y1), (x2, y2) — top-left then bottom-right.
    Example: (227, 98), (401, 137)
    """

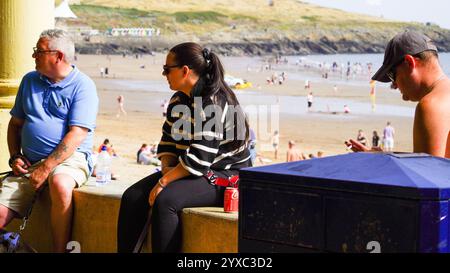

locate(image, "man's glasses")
(32, 47), (59, 56)
(162, 64), (182, 75)
(386, 58), (405, 83)
(386, 70), (396, 83)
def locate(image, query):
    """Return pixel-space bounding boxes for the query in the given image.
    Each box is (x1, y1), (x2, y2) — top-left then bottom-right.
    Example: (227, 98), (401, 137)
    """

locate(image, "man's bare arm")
(43, 125), (88, 170)
(7, 116), (32, 175)
(7, 116), (25, 157)
(413, 99), (449, 157)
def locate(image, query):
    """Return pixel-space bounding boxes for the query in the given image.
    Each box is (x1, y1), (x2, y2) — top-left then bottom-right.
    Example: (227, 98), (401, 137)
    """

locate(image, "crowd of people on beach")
(266, 71), (287, 85)
(350, 122), (396, 152)
(261, 53), (375, 82)
(246, 129), (325, 166)
(294, 58), (375, 81)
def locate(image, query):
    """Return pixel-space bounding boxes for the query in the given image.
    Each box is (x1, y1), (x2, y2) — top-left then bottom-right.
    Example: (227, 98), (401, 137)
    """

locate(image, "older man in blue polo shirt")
(0, 29), (98, 252)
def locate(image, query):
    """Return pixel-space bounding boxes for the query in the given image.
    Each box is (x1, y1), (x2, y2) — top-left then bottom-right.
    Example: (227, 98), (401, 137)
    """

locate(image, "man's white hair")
(39, 29), (75, 63)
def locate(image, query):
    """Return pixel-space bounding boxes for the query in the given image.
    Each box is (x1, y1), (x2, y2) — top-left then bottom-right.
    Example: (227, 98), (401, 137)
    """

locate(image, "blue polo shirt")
(10, 66), (98, 173)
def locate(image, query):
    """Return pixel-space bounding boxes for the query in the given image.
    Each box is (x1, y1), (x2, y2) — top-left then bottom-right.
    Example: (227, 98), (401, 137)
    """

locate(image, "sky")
(302, 0), (450, 30)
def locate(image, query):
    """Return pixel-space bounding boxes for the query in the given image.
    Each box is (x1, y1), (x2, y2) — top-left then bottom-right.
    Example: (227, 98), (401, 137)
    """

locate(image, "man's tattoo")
(51, 142), (69, 161)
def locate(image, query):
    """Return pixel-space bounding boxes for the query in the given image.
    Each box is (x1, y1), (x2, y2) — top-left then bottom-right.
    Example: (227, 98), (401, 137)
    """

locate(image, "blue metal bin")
(238, 153), (450, 253)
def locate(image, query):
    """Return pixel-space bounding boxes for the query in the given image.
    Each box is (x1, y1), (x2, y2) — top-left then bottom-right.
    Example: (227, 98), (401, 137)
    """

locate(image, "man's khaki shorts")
(0, 152), (89, 217)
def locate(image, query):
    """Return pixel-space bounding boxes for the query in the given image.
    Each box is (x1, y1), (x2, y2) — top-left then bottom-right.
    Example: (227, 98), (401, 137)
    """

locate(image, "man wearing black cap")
(346, 30), (450, 158)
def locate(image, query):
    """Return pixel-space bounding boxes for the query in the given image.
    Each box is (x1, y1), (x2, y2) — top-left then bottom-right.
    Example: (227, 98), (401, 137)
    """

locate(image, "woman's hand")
(149, 182), (164, 206)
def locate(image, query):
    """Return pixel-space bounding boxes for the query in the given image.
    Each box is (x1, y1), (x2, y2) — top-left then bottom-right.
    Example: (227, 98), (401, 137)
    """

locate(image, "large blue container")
(238, 153), (450, 253)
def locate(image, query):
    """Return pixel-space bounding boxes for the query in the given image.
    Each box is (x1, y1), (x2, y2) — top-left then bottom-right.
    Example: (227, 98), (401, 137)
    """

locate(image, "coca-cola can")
(224, 187), (239, 213)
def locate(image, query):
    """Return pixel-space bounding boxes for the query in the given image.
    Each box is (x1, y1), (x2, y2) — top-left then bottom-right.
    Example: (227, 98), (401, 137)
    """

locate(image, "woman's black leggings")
(117, 171), (225, 253)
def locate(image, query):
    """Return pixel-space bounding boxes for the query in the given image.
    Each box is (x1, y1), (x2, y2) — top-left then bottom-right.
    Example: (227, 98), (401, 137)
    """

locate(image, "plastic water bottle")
(96, 146), (111, 186)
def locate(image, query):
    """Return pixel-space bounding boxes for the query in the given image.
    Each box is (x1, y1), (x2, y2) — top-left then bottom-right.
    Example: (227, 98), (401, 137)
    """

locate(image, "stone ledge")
(8, 178), (126, 253)
(7, 179), (237, 253)
(181, 207), (238, 253)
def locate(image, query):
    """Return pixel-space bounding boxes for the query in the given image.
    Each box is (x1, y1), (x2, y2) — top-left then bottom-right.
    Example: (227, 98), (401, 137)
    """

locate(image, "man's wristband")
(8, 153), (23, 168)
(158, 179), (166, 189)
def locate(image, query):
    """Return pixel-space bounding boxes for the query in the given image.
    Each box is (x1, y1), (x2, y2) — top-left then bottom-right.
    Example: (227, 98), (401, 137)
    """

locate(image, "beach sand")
(75, 54), (415, 185)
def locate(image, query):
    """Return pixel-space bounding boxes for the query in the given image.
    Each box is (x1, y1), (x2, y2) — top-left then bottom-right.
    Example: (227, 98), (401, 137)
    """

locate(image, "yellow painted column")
(0, 0), (54, 171)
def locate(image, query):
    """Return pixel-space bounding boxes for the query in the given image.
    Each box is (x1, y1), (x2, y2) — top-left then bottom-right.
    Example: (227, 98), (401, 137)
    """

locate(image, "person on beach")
(383, 122), (395, 152)
(137, 144), (161, 166)
(117, 42), (252, 253)
(98, 138), (117, 156)
(286, 140), (304, 162)
(271, 130), (280, 159)
(344, 104), (351, 114)
(305, 79), (310, 89)
(356, 130), (368, 147)
(116, 94), (127, 118)
(370, 80), (376, 111)
(372, 130), (380, 148)
(307, 92), (313, 111)
(248, 128), (257, 166)
(0, 29), (98, 252)
(346, 30), (450, 158)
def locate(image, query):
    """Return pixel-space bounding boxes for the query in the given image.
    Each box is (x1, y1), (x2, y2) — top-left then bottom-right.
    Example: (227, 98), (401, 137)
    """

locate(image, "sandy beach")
(74, 53), (416, 184)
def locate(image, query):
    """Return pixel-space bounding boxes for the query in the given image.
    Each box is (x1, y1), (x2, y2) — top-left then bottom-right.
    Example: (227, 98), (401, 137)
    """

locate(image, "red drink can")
(224, 187), (239, 213)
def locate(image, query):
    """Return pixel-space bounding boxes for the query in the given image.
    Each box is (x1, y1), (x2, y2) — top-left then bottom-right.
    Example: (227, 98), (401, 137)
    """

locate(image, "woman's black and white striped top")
(157, 91), (251, 177)
(157, 92), (192, 159)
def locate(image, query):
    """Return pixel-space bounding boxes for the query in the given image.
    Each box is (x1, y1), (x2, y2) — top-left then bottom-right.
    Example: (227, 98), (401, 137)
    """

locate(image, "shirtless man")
(286, 140), (305, 162)
(346, 30), (450, 158)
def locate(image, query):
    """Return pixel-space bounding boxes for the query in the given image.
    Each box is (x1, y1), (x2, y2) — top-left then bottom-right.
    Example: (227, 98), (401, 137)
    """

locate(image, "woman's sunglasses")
(162, 64), (181, 75)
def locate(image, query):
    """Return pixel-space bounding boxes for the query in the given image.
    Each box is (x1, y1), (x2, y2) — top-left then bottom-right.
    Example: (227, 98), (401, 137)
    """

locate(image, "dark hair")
(103, 139), (110, 145)
(169, 42), (249, 148)
(414, 50), (438, 62)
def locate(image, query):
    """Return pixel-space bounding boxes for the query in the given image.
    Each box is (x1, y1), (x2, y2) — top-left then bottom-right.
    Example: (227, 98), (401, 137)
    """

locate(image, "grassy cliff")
(59, 0), (450, 55)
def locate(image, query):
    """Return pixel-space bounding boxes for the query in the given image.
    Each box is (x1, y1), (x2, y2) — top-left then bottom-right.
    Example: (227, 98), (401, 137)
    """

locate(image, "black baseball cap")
(372, 30), (438, 82)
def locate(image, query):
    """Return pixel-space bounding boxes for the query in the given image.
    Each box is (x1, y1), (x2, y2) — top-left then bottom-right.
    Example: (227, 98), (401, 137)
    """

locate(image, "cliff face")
(204, 28), (450, 56)
(75, 26), (450, 56)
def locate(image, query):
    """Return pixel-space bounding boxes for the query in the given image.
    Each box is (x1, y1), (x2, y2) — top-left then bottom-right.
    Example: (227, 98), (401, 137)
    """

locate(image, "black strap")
(133, 209), (152, 253)
(20, 183), (47, 232)
(0, 171), (13, 177)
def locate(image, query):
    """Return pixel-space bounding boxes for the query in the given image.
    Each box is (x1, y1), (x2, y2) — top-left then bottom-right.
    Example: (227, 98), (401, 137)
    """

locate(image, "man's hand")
(345, 139), (382, 153)
(29, 164), (51, 190)
(12, 156), (31, 176)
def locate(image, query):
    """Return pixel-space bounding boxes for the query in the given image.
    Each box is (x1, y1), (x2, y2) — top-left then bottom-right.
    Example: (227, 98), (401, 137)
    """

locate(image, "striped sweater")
(157, 91), (251, 178)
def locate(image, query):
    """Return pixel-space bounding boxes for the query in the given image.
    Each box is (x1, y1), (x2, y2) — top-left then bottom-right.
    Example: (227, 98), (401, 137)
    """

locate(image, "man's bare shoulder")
(418, 80), (450, 118)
